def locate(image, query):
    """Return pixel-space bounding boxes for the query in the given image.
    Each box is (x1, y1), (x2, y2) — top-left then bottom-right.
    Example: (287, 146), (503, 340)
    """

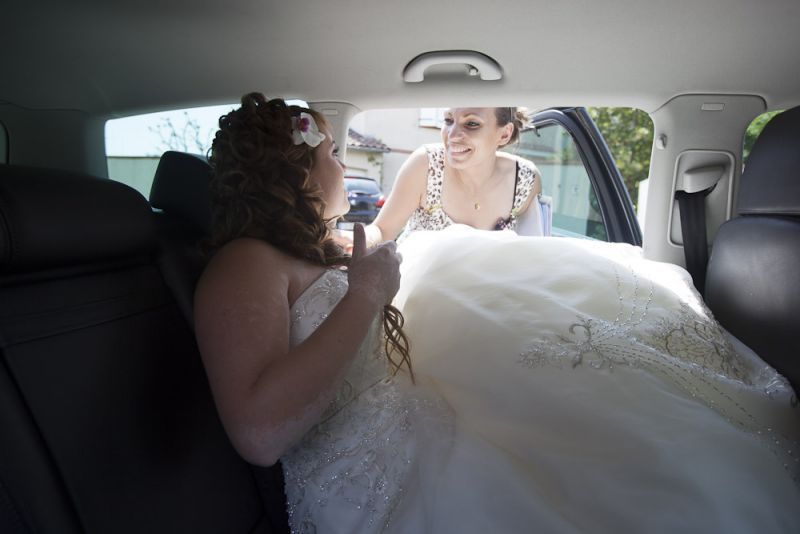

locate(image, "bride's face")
(441, 108), (514, 169)
(309, 127), (349, 221)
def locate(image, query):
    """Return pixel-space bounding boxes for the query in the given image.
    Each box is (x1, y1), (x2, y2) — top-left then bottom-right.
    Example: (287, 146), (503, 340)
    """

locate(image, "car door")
(508, 107), (642, 245)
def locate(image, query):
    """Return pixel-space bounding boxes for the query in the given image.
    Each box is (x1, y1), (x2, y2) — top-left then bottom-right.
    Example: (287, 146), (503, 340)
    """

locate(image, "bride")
(195, 94), (799, 534)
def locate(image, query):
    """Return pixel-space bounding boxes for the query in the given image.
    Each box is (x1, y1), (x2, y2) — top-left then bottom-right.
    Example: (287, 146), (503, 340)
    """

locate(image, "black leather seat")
(149, 150), (214, 328)
(147, 150), (290, 530)
(0, 165), (286, 533)
(705, 106), (800, 390)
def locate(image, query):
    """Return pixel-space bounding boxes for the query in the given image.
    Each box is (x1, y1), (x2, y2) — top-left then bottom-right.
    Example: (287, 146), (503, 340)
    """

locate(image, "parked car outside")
(342, 175), (385, 223)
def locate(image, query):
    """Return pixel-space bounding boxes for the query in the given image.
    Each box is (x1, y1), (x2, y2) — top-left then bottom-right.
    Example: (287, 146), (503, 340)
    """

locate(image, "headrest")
(738, 105), (800, 215)
(0, 165), (156, 273)
(149, 151), (213, 235)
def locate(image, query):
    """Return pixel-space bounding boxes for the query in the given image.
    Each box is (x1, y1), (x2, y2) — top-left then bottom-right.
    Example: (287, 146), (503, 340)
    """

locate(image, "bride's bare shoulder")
(196, 238), (328, 312)
(195, 238), (299, 304)
(206, 237), (294, 275)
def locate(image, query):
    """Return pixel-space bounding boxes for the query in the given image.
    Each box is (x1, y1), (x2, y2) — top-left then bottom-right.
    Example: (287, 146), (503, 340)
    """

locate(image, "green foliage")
(585, 108), (782, 209)
(587, 107), (653, 208)
(743, 111), (781, 162)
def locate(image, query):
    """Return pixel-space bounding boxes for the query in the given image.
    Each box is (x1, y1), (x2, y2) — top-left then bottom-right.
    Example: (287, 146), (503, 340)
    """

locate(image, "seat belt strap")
(675, 189), (712, 296)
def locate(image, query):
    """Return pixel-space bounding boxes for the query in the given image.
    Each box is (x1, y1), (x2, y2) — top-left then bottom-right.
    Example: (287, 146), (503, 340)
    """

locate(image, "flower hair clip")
(291, 112), (326, 148)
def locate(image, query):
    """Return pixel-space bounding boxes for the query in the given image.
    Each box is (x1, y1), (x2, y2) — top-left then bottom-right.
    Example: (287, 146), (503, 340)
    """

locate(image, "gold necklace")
(451, 166), (501, 212)
(469, 185), (482, 211)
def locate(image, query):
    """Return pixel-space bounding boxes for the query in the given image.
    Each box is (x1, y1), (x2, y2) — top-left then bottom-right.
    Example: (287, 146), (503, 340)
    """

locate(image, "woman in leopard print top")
(364, 107), (542, 247)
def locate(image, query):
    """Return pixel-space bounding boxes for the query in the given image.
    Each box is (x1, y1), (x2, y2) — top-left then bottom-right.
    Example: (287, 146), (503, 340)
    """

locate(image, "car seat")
(704, 105), (800, 390)
(149, 150), (213, 328)
(0, 164), (287, 533)
(148, 151), (290, 530)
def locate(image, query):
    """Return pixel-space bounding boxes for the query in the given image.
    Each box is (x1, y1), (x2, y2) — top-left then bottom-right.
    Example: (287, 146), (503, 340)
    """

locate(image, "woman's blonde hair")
(208, 92), (413, 379)
(495, 107), (531, 145)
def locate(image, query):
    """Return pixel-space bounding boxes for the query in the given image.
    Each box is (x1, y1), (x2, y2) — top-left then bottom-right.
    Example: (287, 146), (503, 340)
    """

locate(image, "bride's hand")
(347, 223), (401, 309)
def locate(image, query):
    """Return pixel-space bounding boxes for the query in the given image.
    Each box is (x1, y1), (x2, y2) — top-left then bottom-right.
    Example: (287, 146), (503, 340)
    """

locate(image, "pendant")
(474, 202), (480, 211)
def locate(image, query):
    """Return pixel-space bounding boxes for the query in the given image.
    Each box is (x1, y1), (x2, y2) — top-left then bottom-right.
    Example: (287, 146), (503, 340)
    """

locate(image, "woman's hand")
(347, 223), (401, 309)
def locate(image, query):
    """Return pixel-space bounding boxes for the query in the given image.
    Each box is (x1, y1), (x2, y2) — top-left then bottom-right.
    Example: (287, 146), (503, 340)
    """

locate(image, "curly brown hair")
(208, 92), (413, 379)
(207, 93), (344, 265)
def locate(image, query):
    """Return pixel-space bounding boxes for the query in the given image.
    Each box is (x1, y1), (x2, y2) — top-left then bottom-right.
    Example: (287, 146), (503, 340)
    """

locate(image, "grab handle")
(402, 50), (503, 83)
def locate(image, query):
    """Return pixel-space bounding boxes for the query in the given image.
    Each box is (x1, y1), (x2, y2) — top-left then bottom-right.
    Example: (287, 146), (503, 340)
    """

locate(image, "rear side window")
(743, 110), (782, 164)
(0, 121), (7, 163)
(104, 104), (236, 198)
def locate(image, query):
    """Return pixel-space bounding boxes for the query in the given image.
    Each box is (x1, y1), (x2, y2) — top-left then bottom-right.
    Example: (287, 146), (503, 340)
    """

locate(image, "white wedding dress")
(281, 225), (799, 534)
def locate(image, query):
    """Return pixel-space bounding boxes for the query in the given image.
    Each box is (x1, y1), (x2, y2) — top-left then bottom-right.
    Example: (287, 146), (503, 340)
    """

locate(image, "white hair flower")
(291, 112), (326, 147)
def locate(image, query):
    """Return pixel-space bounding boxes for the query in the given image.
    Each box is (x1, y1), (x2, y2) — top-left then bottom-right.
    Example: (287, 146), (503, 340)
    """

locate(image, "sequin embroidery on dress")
(517, 260), (800, 480)
(282, 269), (454, 534)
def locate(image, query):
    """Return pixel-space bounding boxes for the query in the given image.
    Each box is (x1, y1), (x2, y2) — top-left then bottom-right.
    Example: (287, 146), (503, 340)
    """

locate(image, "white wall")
(347, 108), (441, 193)
(344, 150), (382, 182)
(107, 156), (160, 198)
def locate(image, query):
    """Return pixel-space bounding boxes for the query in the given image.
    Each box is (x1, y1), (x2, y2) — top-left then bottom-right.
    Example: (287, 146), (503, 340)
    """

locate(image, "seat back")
(0, 165), (281, 533)
(705, 106), (800, 389)
(149, 151), (213, 328)
(147, 150), (290, 528)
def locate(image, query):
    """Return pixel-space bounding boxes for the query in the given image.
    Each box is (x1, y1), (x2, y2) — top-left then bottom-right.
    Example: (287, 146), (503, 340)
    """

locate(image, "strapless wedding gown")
(281, 225), (799, 534)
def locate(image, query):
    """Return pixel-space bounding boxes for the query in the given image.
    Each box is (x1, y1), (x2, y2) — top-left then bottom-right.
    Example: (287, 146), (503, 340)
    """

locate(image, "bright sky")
(105, 100), (307, 157)
(105, 104), (236, 157)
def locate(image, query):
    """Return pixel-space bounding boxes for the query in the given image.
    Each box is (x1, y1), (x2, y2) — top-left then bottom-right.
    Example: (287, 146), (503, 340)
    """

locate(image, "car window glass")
(0, 121), (7, 163)
(509, 123), (607, 240)
(587, 107), (653, 228)
(743, 110), (783, 164)
(104, 104), (237, 198)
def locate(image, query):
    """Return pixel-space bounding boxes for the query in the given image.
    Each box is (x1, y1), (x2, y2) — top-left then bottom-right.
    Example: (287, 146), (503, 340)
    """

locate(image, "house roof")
(347, 128), (390, 153)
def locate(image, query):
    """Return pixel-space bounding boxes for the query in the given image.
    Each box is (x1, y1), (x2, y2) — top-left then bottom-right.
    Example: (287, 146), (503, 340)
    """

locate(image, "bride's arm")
(194, 232), (399, 466)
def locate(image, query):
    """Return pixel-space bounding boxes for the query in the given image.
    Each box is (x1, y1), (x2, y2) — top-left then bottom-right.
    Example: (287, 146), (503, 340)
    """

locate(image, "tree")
(587, 107), (653, 209)
(587, 108), (782, 210)
(743, 110), (781, 162)
(149, 111), (213, 156)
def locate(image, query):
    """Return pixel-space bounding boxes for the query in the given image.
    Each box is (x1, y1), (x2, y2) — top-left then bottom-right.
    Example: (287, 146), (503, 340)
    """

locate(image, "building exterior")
(343, 128), (390, 183)
(346, 108), (442, 193)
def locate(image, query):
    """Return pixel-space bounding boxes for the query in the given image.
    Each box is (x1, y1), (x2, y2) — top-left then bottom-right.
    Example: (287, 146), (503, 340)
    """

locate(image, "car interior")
(1, 1), (798, 532)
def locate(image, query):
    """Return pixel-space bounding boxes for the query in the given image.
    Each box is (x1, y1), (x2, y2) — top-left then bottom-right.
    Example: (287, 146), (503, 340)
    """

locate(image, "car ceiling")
(1, 0), (798, 118)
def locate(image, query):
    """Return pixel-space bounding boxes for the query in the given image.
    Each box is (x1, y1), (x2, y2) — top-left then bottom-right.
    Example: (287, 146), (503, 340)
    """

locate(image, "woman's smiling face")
(441, 108), (514, 169)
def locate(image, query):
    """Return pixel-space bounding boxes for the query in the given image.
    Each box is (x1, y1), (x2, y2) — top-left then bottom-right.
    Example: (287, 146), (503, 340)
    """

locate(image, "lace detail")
(289, 269), (349, 347)
(404, 144), (538, 235)
(282, 269), (455, 533)
(517, 262), (800, 479)
(283, 377), (453, 533)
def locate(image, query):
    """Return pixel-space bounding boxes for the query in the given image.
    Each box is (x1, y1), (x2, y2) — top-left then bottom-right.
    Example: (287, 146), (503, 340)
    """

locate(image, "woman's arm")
(514, 163), (544, 236)
(365, 146), (430, 247)
(194, 227), (399, 466)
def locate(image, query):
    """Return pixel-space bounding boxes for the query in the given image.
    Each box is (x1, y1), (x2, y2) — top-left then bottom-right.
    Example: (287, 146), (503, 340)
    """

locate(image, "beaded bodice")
(281, 269), (454, 534)
(287, 269), (387, 419)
